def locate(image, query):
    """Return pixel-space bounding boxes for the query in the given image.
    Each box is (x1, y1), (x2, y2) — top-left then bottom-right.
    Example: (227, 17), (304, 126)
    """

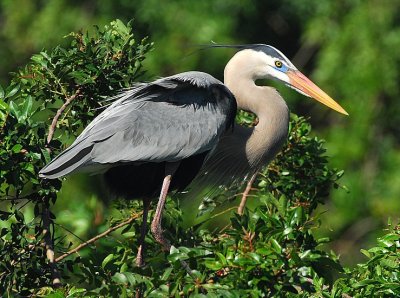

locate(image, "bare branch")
(46, 88), (81, 146)
(238, 173), (257, 215)
(56, 212), (142, 262)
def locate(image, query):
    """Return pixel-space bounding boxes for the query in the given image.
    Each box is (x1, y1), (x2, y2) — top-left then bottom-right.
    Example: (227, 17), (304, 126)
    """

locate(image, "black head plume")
(200, 42), (288, 62)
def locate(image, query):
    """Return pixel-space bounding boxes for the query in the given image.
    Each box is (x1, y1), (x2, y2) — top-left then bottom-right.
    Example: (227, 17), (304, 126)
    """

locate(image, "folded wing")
(39, 72), (236, 179)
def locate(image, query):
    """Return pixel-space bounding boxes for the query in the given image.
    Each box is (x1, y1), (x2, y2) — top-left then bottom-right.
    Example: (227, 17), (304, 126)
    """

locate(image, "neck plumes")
(224, 51), (290, 168)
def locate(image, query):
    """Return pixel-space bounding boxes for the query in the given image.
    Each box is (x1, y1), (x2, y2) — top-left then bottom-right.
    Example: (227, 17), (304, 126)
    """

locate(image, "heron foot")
(150, 221), (171, 252)
(151, 172), (173, 253)
(136, 245), (145, 267)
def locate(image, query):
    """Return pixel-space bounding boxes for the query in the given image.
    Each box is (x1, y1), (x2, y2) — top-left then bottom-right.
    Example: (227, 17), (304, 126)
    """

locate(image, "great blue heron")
(39, 44), (347, 267)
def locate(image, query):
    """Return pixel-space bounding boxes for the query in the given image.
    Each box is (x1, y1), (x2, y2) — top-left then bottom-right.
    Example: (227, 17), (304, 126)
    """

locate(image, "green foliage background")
(2, 0), (398, 265)
(0, 0), (399, 296)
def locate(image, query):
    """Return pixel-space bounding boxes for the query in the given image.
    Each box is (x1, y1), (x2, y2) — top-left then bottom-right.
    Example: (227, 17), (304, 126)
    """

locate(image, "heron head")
(248, 44), (348, 115)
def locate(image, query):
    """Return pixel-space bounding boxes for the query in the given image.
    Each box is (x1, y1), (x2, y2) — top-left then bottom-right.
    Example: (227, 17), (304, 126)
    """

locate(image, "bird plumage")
(39, 72), (237, 191)
(188, 64), (290, 195)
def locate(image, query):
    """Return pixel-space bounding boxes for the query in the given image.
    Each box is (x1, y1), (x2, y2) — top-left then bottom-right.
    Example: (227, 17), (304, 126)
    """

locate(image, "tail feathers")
(39, 145), (94, 179)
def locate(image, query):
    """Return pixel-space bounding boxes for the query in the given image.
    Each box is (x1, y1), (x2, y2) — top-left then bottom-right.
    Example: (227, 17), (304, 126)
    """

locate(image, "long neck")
(224, 56), (290, 168)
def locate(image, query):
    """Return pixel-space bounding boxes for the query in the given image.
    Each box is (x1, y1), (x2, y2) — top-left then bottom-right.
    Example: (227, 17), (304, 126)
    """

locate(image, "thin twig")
(209, 206), (238, 221)
(54, 222), (87, 243)
(238, 173), (257, 215)
(46, 88), (81, 146)
(56, 212), (142, 262)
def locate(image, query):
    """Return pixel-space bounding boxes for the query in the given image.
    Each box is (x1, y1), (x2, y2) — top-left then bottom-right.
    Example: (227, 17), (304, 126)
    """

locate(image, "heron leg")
(136, 198), (151, 267)
(238, 173), (257, 215)
(150, 162), (179, 252)
(150, 163), (194, 275)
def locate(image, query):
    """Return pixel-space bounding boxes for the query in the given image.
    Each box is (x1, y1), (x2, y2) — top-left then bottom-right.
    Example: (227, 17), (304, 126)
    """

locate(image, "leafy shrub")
(0, 19), (151, 296)
(333, 221), (400, 297)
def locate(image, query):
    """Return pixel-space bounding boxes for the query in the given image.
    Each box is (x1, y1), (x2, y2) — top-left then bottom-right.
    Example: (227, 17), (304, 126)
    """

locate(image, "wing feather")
(39, 72), (236, 178)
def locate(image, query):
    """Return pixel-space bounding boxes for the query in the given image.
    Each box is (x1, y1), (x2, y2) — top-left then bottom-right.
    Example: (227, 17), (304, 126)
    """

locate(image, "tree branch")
(42, 88), (80, 285)
(56, 212), (142, 262)
(42, 203), (62, 286)
(46, 88), (81, 146)
(238, 173), (257, 215)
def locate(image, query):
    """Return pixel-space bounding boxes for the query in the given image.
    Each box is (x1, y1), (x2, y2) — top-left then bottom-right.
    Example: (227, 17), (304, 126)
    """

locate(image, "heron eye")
(275, 60), (283, 68)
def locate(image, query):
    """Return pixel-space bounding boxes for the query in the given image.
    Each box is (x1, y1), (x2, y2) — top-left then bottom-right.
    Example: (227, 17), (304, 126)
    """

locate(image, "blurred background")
(1, 0), (399, 265)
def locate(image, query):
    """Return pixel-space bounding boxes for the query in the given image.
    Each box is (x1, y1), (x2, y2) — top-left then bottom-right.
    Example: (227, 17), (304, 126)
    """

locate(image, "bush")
(0, 19), (398, 297)
(0, 19), (151, 295)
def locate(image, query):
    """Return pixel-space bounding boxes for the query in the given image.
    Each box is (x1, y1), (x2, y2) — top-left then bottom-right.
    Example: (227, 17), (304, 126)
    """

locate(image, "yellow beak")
(287, 70), (348, 116)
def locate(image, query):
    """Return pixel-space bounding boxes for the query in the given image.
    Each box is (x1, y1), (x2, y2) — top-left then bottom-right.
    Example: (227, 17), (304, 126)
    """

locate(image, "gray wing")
(39, 71), (236, 179)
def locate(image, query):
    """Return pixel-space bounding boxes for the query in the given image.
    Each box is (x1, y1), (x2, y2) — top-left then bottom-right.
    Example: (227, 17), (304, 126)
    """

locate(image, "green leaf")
(283, 227), (293, 236)
(256, 247), (272, 256)
(215, 252), (227, 265)
(0, 99), (8, 121)
(21, 95), (33, 120)
(291, 207), (304, 226)
(101, 253), (114, 268)
(270, 238), (282, 253)
(112, 272), (128, 284)
(121, 272), (137, 285)
(360, 249), (371, 258)
(353, 279), (380, 288)
(0, 98), (9, 112)
(247, 252), (262, 263)
(380, 258), (398, 269)
(204, 259), (223, 270)
(23, 163), (35, 174)
(5, 84), (20, 99)
(67, 286), (87, 296)
(376, 264), (382, 276)
(161, 267), (173, 280)
(336, 170), (345, 178)
(113, 19), (130, 36)
(381, 233), (400, 243)
(317, 237), (330, 244)
(41, 148), (51, 163)
(121, 231), (135, 238)
(45, 291), (65, 298)
(9, 101), (20, 120)
(14, 210), (24, 221)
(234, 256), (257, 266)
(11, 144), (23, 153)
(167, 246), (189, 262)
(167, 251), (189, 263)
